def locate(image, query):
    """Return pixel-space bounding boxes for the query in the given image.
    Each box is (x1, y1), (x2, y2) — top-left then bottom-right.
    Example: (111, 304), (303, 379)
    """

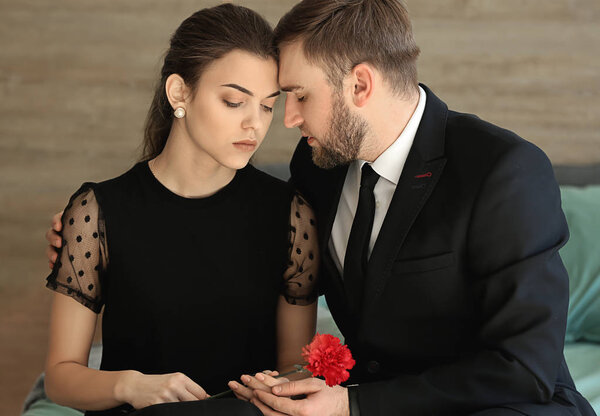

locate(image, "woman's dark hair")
(141, 4), (276, 161)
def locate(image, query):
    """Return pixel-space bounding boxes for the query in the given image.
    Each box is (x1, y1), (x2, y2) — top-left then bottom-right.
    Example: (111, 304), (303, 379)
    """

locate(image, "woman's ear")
(165, 74), (190, 111)
(349, 63), (375, 108)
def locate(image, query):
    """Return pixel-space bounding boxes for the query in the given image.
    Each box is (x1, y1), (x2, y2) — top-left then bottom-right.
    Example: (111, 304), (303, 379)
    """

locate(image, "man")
(248, 0), (595, 415)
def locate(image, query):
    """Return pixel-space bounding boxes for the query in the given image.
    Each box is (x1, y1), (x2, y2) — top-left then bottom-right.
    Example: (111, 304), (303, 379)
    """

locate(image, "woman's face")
(182, 49), (280, 170)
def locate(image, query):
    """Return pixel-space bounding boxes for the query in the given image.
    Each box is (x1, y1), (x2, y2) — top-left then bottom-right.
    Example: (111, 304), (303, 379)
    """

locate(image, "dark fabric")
(129, 399), (262, 416)
(53, 162), (295, 416)
(46, 188), (319, 310)
(289, 84), (595, 415)
(343, 164), (379, 313)
(348, 385), (361, 416)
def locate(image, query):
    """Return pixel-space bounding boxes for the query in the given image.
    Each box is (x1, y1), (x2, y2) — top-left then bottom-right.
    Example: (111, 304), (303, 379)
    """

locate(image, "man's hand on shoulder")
(46, 211), (63, 269)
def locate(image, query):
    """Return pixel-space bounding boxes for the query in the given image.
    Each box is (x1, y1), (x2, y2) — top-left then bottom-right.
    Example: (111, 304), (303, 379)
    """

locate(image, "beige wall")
(0, 1), (598, 414)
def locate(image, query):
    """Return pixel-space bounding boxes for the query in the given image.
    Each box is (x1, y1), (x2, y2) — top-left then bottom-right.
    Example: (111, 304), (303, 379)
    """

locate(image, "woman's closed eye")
(224, 99), (242, 108)
(261, 104), (273, 113)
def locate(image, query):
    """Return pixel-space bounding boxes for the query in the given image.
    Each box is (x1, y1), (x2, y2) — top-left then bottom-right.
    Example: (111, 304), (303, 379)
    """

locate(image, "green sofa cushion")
(564, 342), (600, 413)
(560, 185), (600, 343)
(22, 398), (82, 416)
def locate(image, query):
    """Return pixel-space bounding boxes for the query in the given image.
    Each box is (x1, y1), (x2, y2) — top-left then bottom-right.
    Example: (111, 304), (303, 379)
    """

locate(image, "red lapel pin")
(414, 172), (432, 179)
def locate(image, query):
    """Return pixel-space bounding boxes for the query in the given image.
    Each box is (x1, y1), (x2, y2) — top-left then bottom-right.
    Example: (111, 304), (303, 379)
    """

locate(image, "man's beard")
(311, 93), (368, 169)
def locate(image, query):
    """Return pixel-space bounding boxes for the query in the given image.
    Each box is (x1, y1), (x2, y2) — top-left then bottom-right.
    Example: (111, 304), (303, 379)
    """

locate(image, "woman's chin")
(221, 156), (252, 171)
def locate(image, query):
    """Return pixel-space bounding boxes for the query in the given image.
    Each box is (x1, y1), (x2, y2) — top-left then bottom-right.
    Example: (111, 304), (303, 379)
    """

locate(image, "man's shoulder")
(446, 109), (522, 146)
(444, 109), (549, 168)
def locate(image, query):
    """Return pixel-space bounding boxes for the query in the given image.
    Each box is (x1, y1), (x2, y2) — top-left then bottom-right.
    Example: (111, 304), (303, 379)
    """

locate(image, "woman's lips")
(233, 140), (257, 152)
(306, 136), (316, 145)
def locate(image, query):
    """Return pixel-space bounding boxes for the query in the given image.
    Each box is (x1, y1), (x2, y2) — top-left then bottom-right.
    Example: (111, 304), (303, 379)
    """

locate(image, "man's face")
(278, 41), (367, 168)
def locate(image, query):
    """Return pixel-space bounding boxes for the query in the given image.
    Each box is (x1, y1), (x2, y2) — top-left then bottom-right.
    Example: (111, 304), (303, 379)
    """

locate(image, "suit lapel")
(361, 84), (449, 315)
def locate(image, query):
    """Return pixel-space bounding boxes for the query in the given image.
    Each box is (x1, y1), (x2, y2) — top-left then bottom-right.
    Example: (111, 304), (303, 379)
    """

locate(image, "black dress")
(46, 162), (319, 415)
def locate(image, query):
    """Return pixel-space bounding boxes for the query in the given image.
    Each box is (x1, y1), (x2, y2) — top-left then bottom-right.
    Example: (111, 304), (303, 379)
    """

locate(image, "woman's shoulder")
(69, 162), (147, 204)
(244, 163), (294, 193)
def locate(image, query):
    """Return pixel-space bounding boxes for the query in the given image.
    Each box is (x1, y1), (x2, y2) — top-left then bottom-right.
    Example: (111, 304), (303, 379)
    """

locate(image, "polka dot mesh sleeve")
(282, 193), (319, 305)
(46, 186), (108, 313)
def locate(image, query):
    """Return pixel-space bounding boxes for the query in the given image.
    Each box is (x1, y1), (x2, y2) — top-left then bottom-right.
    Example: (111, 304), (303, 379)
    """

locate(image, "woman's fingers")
(229, 371), (289, 402)
(184, 378), (209, 400)
(177, 388), (199, 402)
(229, 380), (253, 401)
(255, 372), (289, 387)
(241, 374), (272, 392)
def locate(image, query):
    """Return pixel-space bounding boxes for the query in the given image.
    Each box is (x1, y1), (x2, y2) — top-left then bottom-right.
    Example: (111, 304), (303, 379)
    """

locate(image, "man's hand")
(252, 378), (349, 416)
(45, 211), (63, 269)
(228, 370), (288, 402)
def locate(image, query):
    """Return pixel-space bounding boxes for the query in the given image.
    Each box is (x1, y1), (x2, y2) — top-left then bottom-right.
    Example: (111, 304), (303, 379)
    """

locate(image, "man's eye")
(261, 105), (273, 113)
(297, 96), (306, 102)
(224, 100), (242, 108)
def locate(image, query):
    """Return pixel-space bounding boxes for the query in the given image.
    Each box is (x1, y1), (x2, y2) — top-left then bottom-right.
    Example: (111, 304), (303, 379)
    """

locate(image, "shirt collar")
(359, 85), (427, 186)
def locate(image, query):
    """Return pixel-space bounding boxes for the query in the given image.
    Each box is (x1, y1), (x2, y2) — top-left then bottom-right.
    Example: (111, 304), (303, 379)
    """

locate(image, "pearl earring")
(174, 107), (186, 119)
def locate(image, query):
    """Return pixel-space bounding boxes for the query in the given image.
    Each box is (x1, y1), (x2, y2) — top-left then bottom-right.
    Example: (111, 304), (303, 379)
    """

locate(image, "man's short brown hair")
(274, 0), (420, 96)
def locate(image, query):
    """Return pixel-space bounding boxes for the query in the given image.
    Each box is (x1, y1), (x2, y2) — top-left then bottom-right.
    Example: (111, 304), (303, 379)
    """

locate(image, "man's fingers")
(46, 228), (62, 247)
(250, 395), (287, 416)
(46, 245), (58, 263)
(272, 378), (323, 396)
(254, 390), (302, 415)
(52, 211), (63, 232)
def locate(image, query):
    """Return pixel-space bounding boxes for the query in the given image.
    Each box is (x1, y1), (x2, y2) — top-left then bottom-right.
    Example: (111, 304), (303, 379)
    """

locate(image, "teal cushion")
(560, 186), (600, 343)
(564, 342), (600, 413)
(22, 398), (82, 416)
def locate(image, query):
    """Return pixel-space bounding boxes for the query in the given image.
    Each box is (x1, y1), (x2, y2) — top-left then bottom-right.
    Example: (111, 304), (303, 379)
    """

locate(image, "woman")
(43, 4), (318, 415)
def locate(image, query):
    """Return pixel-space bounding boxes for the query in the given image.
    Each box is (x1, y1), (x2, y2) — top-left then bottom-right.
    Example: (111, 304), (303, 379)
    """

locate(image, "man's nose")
(284, 94), (303, 129)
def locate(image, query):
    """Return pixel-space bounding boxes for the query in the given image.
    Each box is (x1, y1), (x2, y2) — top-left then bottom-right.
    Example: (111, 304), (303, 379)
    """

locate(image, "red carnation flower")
(302, 333), (355, 387)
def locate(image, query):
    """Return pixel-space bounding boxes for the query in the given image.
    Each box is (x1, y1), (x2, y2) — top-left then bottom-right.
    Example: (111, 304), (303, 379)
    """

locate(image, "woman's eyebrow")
(221, 84), (280, 98)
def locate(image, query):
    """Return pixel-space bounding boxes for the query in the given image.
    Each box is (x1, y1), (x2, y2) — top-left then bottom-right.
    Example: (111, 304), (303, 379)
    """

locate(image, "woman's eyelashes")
(223, 99), (242, 108)
(223, 99), (273, 113)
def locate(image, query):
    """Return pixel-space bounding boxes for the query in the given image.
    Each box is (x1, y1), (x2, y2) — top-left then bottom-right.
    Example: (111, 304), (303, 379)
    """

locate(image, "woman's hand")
(46, 211), (63, 269)
(228, 370), (289, 402)
(116, 370), (209, 409)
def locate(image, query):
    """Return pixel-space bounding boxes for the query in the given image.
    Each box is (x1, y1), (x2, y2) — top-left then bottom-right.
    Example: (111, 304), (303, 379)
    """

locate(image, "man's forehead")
(278, 41), (325, 91)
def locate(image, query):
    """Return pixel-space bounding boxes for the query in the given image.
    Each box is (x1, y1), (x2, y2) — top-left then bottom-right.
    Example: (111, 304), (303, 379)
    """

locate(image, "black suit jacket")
(289, 85), (595, 415)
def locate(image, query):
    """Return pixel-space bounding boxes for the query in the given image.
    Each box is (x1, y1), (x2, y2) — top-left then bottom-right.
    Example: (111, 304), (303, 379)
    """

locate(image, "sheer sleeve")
(282, 192), (319, 305)
(46, 186), (108, 313)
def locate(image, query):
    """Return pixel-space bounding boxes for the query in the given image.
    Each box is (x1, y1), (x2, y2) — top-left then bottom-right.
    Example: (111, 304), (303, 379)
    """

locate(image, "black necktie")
(344, 163), (380, 312)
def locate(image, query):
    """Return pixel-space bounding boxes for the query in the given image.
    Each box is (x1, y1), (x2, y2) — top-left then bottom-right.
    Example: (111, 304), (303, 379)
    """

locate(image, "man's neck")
(359, 88), (420, 162)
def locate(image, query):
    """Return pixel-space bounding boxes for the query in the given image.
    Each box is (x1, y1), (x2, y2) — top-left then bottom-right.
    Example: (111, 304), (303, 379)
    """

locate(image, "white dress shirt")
(329, 86), (427, 275)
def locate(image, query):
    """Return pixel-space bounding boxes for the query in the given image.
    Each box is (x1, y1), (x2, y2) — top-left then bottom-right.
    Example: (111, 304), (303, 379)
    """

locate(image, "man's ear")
(349, 63), (375, 108)
(165, 74), (190, 111)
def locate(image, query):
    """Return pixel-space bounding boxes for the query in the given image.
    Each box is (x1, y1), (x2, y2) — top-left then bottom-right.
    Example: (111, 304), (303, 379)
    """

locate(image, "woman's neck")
(149, 133), (237, 199)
